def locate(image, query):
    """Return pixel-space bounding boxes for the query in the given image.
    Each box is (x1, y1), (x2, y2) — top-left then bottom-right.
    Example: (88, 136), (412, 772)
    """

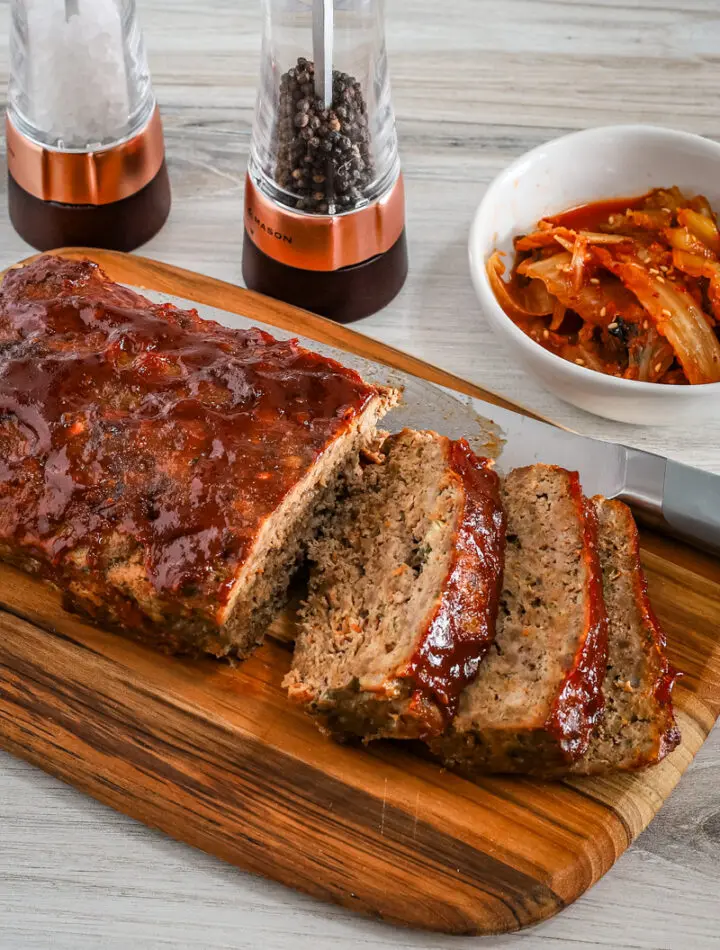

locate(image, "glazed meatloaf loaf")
(431, 465), (609, 774)
(569, 497), (680, 775)
(0, 255), (398, 656)
(284, 429), (506, 740)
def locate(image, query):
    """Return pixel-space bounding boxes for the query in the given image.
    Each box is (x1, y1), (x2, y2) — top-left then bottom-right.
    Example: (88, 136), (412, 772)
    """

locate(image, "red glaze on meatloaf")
(403, 439), (506, 729)
(432, 465), (609, 775)
(544, 489), (609, 758)
(0, 255), (396, 654)
(285, 429), (506, 741)
(569, 497), (680, 775)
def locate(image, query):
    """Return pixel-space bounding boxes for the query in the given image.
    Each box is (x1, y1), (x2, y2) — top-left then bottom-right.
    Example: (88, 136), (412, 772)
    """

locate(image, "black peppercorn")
(273, 57), (375, 214)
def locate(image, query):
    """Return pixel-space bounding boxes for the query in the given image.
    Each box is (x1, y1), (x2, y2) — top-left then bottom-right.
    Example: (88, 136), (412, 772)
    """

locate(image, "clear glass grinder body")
(8, 0), (155, 151)
(248, 0), (402, 217)
(6, 0), (171, 252)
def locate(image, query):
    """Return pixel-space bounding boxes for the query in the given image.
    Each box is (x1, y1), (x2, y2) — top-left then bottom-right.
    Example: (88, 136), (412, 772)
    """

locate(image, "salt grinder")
(243, 0), (408, 323)
(6, 0), (171, 252)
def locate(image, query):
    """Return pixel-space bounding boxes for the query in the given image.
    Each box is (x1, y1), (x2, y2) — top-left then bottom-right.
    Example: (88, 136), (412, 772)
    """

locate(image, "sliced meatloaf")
(284, 428), (506, 740)
(569, 497), (680, 774)
(0, 255), (398, 657)
(431, 465), (609, 775)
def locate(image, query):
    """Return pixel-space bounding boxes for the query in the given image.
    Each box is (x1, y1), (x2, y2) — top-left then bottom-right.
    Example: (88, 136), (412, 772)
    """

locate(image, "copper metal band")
(6, 106), (166, 206)
(244, 172), (405, 272)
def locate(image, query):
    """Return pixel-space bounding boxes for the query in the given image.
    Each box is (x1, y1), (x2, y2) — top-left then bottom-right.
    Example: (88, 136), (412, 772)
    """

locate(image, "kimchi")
(488, 188), (720, 384)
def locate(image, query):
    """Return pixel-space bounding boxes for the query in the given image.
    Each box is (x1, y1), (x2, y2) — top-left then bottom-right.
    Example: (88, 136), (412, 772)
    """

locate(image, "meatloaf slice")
(432, 465), (609, 775)
(284, 428), (506, 740)
(569, 497), (680, 774)
(0, 255), (398, 657)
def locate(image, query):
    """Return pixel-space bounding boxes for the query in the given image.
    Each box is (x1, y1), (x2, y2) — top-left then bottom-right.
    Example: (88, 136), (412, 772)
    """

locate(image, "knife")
(146, 291), (720, 556)
(461, 393), (720, 554)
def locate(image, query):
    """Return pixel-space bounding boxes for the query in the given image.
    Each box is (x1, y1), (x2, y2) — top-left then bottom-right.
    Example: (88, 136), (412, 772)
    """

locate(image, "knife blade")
(146, 291), (720, 555)
(462, 392), (720, 553)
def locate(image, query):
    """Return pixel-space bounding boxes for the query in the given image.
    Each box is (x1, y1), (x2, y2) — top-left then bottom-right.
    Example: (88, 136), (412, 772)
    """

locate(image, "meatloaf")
(431, 465), (609, 774)
(569, 497), (680, 774)
(0, 255), (397, 656)
(284, 429), (506, 740)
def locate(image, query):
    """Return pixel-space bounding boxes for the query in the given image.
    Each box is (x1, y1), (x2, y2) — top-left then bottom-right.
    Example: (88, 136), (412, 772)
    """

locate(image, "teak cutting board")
(0, 249), (719, 937)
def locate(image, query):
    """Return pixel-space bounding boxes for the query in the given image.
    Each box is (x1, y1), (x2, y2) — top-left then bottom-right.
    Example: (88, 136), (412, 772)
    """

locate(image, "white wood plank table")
(1, 1), (719, 947)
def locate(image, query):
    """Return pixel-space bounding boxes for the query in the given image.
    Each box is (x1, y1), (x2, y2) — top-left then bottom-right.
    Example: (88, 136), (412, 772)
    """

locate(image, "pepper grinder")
(6, 0), (171, 252)
(243, 0), (408, 323)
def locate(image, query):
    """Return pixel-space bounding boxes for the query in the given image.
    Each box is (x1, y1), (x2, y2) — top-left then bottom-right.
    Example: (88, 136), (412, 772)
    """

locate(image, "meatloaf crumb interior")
(430, 464), (609, 775)
(285, 429), (506, 740)
(0, 255), (398, 656)
(569, 497), (680, 775)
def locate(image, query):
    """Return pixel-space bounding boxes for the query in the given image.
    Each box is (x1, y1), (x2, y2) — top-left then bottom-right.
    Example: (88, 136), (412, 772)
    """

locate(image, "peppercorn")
(272, 57), (374, 214)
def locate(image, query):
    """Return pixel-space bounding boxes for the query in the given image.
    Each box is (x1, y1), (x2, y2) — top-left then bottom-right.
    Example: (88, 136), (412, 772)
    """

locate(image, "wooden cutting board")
(0, 249), (718, 937)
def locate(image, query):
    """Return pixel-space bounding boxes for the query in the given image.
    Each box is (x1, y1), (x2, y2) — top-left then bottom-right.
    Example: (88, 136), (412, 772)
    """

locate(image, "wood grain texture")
(1, 2), (720, 947)
(0, 251), (717, 938)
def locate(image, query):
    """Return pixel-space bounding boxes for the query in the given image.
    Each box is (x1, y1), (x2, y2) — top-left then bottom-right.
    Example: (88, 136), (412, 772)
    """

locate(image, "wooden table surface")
(1, 1), (719, 947)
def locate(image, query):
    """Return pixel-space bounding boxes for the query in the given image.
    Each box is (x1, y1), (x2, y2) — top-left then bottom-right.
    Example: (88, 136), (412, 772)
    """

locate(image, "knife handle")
(621, 449), (720, 554)
(662, 459), (720, 552)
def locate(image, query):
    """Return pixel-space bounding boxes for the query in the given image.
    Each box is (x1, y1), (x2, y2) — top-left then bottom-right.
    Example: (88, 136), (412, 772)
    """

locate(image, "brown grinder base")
(8, 161), (172, 253)
(242, 229), (408, 323)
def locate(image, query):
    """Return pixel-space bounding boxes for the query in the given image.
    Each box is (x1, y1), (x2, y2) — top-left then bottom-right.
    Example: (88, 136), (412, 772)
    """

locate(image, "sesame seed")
(575, 358), (585, 365)
(649, 267), (660, 275)
(607, 321), (618, 330)
(661, 308), (672, 317)
(608, 215), (616, 224)
(654, 362), (662, 373)
(600, 306), (607, 317)
(657, 275), (666, 283)
(660, 265), (669, 272)
(643, 320), (649, 329)
(543, 329), (549, 339)
(589, 277), (600, 285)
(662, 207), (672, 213)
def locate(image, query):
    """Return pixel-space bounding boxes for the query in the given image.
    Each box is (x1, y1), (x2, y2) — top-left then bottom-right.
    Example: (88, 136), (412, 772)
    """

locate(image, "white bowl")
(469, 124), (720, 426)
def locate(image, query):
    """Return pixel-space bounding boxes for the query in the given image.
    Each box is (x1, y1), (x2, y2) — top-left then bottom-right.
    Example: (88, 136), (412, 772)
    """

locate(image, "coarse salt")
(24, 0), (137, 148)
